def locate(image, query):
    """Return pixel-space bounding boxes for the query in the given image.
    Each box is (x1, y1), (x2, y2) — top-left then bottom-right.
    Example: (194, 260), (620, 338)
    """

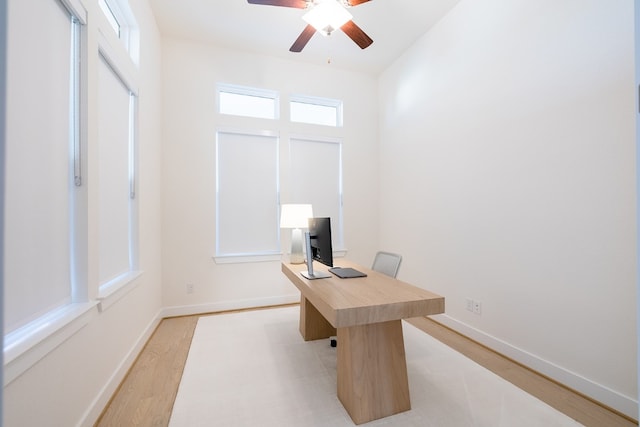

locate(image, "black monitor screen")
(308, 217), (333, 268)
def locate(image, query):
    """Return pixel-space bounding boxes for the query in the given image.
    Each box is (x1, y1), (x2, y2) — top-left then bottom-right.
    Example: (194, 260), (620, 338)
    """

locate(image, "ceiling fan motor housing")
(247, 0), (373, 52)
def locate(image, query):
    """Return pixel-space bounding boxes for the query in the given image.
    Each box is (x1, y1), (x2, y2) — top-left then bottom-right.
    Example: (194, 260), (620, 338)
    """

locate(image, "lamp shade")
(280, 204), (313, 229)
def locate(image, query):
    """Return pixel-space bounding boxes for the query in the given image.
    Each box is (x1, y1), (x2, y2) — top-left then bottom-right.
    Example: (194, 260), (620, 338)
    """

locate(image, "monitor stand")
(301, 231), (332, 280)
(301, 269), (331, 280)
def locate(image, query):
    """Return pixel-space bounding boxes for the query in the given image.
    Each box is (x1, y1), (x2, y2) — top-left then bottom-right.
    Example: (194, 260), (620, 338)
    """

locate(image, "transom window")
(217, 83), (279, 120)
(290, 95), (343, 127)
(98, 0), (120, 36)
(98, 0), (140, 64)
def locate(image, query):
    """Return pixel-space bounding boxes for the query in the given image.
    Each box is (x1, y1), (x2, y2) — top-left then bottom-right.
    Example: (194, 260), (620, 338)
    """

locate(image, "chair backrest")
(371, 251), (402, 278)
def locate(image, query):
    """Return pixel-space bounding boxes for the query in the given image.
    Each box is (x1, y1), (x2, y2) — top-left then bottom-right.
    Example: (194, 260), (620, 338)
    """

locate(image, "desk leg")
(299, 295), (336, 341)
(337, 320), (410, 425)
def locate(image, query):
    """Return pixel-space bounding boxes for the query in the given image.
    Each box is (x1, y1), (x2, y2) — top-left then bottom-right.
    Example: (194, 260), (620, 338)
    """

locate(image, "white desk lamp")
(280, 204), (313, 264)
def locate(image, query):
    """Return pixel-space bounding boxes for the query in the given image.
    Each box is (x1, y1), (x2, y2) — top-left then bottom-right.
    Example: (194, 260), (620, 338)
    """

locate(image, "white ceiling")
(148, 0), (462, 75)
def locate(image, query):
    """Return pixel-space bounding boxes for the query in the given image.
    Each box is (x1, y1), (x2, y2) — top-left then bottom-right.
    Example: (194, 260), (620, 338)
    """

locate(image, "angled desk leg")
(337, 319), (411, 425)
(299, 295), (336, 341)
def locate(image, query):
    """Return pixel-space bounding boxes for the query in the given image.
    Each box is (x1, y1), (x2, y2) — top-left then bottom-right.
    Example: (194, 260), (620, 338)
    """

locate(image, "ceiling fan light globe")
(303, 0), (352, 36)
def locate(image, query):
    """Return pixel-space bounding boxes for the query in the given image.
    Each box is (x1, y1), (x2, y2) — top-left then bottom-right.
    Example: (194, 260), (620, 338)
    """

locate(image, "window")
(3, 0), (94, 385)
(218, 83), (279, 120)
(4, 0), (82, 336)
(98, 0), (139, 64)
(97, 54), (138, 293)
(99, 0), (120, 36)
(289, 136), (344, 250)
(290, 95), (343, 127)
(215, 130), (280, 260)
(214, 85), (346, 261)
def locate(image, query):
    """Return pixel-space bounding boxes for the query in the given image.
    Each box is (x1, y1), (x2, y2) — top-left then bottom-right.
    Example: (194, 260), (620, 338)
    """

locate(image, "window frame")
(288, 134), (345, 252)
(217, 83), (280, 120)
(2, 0), (97, 386)
(290, 94), (343, 127)
(214, 128), (282, 264)
(97, 0), (139, 64)
(213, 84), (348, 264)
(95, 48), (141, 310)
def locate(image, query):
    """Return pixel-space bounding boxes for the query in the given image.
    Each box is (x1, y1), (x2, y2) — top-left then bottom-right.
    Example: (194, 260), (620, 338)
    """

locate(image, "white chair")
(371, 251), (402, 278)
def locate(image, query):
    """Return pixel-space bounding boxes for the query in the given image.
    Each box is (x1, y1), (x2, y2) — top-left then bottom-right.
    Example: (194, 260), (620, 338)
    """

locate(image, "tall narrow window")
(4, 0), (80, 335)
(289, 137), (344, 250)
(216, 130), (280, 259)
(97, 55), (138, 290)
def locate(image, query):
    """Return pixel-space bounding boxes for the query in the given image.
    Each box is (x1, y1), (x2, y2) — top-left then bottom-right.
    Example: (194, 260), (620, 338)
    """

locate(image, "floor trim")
(431, 313), (637, 420)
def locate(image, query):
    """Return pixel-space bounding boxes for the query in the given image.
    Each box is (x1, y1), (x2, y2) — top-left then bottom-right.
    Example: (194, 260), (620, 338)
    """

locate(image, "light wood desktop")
(281, 260), (445, 425)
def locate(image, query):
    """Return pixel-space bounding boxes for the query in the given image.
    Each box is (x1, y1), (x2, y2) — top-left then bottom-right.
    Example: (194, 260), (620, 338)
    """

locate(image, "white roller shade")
(97, 55), (133, 285)
(216, 130), (279, 256)
(4, 0), (75, 333)
(290, 137), (343, 249)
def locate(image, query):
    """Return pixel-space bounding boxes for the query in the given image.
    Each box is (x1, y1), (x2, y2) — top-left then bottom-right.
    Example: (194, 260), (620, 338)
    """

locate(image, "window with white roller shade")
(4, 0), (79, 334)
(97, 54), (137, 288)
(215, 130), (280, 257)
(289, 137), (344, 250)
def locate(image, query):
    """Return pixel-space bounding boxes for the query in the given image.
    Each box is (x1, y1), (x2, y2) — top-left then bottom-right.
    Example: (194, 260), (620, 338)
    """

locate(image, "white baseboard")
(78, 311), (163, 427)
(431, 313), (638, 420)
(160, 294), (301, 318)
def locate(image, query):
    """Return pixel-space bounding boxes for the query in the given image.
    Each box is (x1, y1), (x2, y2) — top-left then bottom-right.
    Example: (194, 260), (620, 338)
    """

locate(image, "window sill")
(98, 270), (143, 312)
(213, 253), (282, 264)
(213, 249), (347, 264)
(4, 301), (98, 385)
(334, 249), (347, 258)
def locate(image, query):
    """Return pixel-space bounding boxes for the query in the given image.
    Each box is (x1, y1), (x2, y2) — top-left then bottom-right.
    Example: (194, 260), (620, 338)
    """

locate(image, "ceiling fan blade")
(247, 0), (308, 8)
(347, 0), (371, 6)
(341, 20), (373, 49)
(290, 24), (316, 52)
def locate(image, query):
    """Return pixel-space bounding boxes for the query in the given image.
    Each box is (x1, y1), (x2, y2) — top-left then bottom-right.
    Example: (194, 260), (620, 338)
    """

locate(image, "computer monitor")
(301, 217), (333, 279)
(309, 217), (333, 268)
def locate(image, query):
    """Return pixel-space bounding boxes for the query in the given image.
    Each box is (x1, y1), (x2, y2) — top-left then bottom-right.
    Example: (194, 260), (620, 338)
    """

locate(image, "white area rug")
(169, 306), (583, 426)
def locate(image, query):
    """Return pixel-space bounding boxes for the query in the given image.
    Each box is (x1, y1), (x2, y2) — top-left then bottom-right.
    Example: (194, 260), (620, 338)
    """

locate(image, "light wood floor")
(95, 305), (637, 427)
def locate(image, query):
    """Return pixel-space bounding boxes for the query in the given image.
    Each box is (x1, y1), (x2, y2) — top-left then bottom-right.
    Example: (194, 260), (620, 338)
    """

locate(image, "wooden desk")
(281, 260), (445, 424)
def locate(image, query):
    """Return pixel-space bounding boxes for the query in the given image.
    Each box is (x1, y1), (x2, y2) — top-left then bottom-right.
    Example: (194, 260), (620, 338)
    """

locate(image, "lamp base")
(290, 228), (305, 264)
(289, 252), (305, 264)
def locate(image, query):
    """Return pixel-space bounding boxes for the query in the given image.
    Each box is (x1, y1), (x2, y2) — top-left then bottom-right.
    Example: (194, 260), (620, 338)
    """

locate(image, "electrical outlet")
(186, 283), (194, 294)
(473, 300), (482, 315)
(465, 298), (474, 312)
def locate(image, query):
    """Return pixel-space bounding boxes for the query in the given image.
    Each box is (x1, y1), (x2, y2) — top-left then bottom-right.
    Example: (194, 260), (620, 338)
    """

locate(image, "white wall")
(0, 0), (6, 420)
(2, 0), (163, 425)
(379, 0), (637, 418)
(636, 0), (640, 422)
(160, 39), (379, 314)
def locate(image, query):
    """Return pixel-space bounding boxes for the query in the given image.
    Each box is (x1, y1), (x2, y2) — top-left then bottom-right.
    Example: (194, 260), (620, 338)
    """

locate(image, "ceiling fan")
(247, 0), (374, 53)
